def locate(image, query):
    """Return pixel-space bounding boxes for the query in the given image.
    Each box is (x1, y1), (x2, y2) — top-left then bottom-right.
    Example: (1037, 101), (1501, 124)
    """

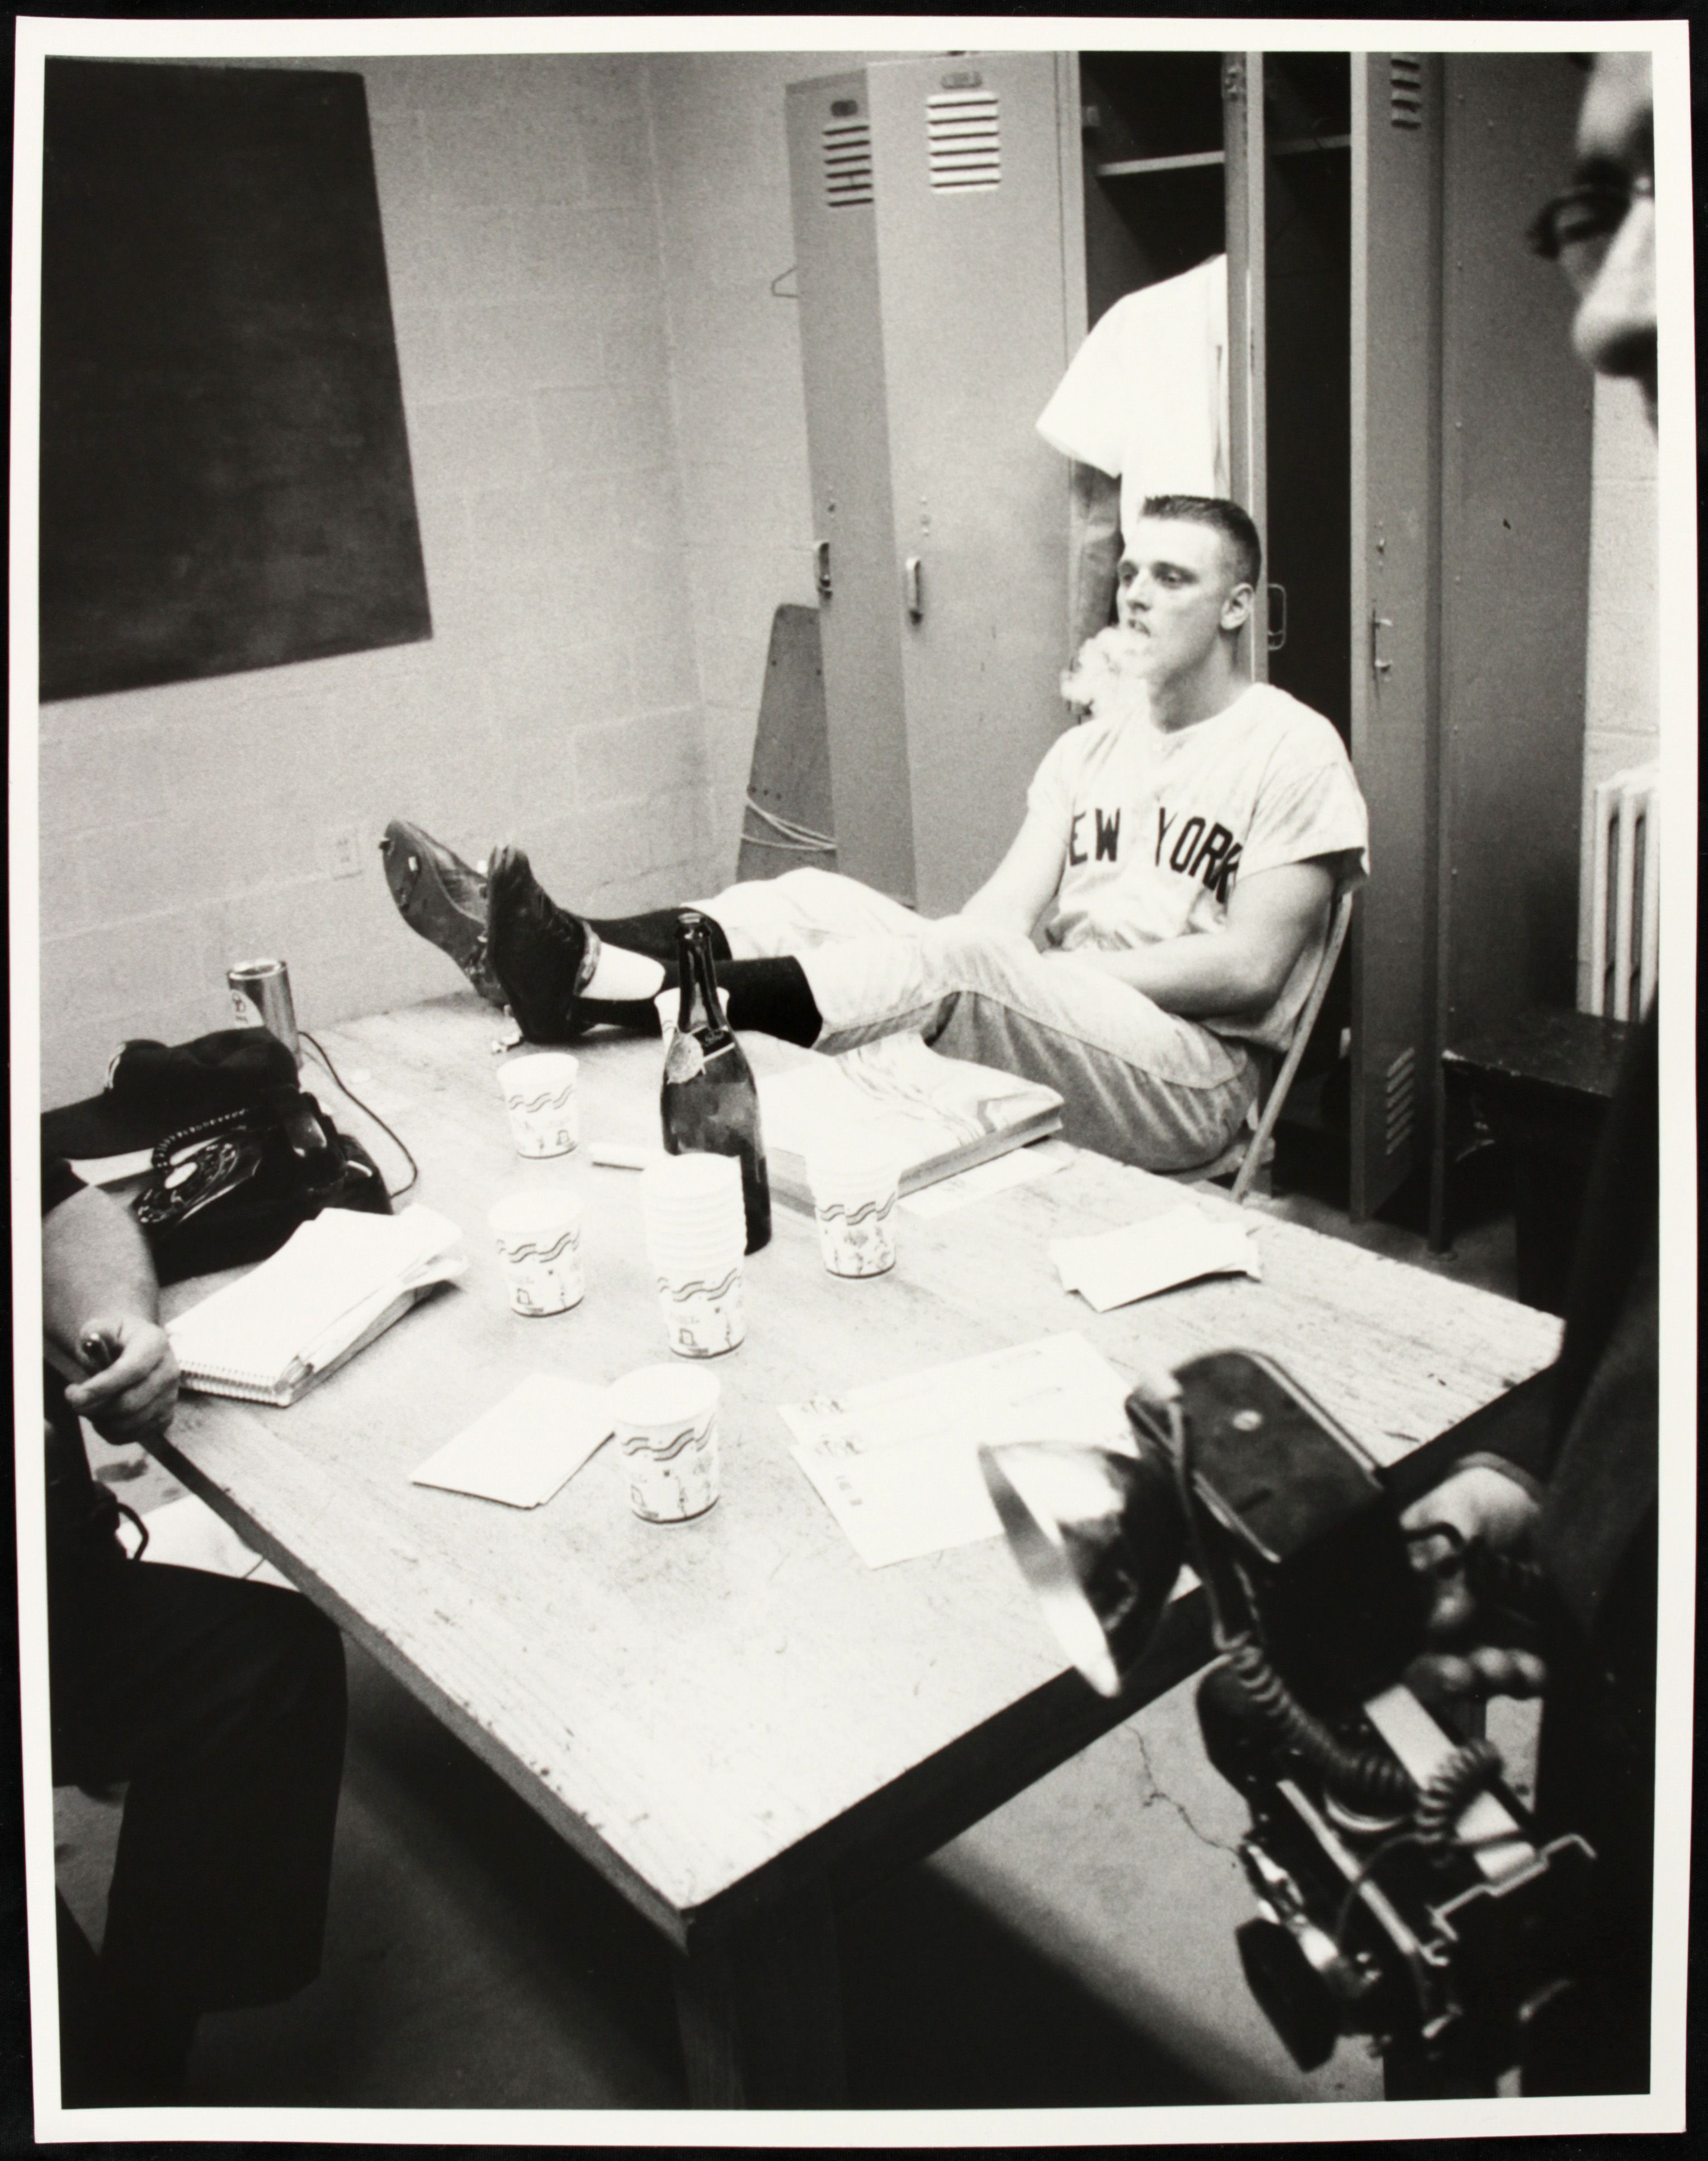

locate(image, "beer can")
(228, 957), (300, 1063)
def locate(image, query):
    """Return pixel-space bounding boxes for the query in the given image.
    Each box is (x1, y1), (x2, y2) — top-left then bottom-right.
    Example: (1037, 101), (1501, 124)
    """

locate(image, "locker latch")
(1267, 582), (1287, 652)
(1370, 608), (1394, 676)
(903, 555), (924, 624)
(815, 540), (832, 601)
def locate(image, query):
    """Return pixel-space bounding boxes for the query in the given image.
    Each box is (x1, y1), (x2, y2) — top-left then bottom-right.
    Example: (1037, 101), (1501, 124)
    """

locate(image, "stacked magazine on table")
(167, 1204), (466, 1407)
(757, 1034), (1064, 1212)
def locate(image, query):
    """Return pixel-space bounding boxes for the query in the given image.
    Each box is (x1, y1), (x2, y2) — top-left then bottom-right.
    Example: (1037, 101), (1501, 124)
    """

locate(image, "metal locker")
(1221, 50), (1270, 674)
(1427, 53), (1592, 1239)
(1348, 51), (1443, 1221)
(1219, 49), (1437, 1218)
(787, 55), (1082, 914)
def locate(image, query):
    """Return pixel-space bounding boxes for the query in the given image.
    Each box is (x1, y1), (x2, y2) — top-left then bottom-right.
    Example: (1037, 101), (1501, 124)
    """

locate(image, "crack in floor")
(1130, 1723), (1244, 1858)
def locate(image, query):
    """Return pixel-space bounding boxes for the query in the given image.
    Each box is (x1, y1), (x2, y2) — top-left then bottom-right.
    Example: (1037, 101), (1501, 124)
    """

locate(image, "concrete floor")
(52, 1163), (1529, 2118)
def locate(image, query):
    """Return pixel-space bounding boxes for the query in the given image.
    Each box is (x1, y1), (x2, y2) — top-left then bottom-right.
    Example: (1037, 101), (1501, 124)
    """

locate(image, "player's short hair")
(1138, 495), (1263, 593)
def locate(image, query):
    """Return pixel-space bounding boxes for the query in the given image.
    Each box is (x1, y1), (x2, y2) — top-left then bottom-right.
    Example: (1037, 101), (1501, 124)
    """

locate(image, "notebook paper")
(168, 1204), (465, 1404)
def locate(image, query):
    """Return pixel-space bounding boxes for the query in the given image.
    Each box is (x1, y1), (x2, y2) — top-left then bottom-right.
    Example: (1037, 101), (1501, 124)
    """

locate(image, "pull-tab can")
(228, 957), (300, 1063)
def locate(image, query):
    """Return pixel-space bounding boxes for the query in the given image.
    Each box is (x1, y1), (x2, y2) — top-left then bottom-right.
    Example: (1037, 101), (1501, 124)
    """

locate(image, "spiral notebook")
(167, 1204), (466, 1407)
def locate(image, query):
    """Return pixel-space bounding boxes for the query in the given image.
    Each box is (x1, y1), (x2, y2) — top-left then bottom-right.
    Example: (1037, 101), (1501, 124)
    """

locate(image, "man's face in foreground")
(1115, 518), (1251, 682)
(1566, 53), (1657, 421)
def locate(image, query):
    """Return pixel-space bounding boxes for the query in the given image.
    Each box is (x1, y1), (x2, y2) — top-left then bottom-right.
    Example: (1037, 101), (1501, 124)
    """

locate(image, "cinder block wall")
(647, 53), (860, 854)
(1575, 374), (1660, 1009)
(36, 53), (725, 1106)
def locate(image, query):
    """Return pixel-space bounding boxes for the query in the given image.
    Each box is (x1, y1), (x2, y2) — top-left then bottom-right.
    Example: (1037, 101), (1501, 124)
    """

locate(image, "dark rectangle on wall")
(40, 59), (431, 701)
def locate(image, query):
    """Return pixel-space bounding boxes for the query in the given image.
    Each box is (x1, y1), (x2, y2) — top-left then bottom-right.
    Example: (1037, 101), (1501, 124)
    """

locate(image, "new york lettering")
(1153, 806), (1242, 903)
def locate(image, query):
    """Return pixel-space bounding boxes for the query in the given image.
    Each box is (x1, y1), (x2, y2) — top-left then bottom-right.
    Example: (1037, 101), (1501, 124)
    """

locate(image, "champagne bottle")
(660, 911), (772, 1253)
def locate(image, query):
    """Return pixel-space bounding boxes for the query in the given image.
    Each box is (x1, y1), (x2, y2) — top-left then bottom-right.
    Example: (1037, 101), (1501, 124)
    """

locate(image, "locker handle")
(814, 540), (832, 601)
(1267, 582), (1287, 653)
(903, 555), (923, 624)
(1370, 609), (1394, 676)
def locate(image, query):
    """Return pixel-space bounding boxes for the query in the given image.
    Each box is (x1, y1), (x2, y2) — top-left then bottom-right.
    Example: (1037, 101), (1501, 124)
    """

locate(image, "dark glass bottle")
(660, 911), (772, 1253)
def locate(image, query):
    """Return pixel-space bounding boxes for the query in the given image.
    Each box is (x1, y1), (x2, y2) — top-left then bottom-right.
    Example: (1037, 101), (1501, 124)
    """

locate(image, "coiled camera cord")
(1216, 1631), (1417, 1815)
(1171, 1402), (1509, 1837)
(1216, 1630), (1506, 1837)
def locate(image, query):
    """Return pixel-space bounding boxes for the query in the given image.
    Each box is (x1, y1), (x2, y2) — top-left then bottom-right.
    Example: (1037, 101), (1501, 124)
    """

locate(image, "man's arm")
(1069, 462), (1122, 655)
(1068, 859), (1334, 1020)
(43, 1185), (179, 1441)
(957, 809), (1069, 941)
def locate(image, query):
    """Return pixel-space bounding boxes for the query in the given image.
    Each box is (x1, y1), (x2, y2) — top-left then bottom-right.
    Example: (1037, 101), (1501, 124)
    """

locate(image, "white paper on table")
(412, 1375), (614, 1509)
(168, 1204), (468, 1399)
(780, 1331), (1133, 1569)
(1050, 1203), (1261, 1313)
(899, 1137), (1076, 1219)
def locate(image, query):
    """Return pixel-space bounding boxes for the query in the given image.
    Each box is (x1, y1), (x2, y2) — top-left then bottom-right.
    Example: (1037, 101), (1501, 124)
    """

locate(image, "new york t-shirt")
(1026, 682), (1369, 1052)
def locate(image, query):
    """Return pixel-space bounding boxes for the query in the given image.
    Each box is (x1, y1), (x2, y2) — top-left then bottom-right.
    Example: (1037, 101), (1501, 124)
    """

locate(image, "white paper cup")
(648, 1239), (746, 1278)
(642, 1157), (744, 1249)
(653, 1253), (746, 1358)
(498, 1051), (579, 1158)
(806, 1136), (900, 1278)
(644, 1212), (744, 1246)
(640, 1153), (747, 1352)
(643, 1150), (743, 1214)
(608, 1364), (721, 1522)
(489, 1190), (584, 1315)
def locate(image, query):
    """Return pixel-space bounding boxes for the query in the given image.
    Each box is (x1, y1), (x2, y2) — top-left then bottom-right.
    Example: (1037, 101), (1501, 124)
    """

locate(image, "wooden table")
(154, 993), (1563, 2107)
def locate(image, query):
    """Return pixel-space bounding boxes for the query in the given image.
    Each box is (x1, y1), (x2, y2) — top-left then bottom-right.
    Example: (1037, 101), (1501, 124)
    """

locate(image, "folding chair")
(1167, 879), (1356, 1205)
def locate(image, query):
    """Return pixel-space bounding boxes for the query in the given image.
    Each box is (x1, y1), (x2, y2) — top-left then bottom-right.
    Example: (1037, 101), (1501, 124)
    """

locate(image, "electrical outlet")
(329, 825), (364, 880)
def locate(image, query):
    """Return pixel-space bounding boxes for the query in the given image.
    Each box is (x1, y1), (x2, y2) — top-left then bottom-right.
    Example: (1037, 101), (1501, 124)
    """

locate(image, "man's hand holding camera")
(1402, 1466), (1549, 1706)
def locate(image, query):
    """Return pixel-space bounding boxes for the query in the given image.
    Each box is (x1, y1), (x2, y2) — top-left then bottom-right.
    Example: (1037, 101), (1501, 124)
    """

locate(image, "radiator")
(1587, 761), (1659, 1020)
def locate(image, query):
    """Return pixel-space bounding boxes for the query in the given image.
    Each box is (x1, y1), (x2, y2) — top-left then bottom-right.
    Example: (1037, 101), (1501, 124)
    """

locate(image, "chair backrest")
(1228, 877), (1357, 1202)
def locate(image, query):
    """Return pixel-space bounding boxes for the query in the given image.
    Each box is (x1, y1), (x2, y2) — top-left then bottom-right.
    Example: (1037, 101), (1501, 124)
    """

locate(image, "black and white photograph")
(6, 12), (1693, 2144)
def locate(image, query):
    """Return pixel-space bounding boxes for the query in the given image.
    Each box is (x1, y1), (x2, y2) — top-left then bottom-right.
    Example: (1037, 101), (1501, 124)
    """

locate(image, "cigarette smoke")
(1060, 624), (1154, 729)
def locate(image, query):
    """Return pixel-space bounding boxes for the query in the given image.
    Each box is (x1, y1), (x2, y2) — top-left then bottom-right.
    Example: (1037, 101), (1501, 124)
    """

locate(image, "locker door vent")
(1383, 1045), (1417, 1156)
(822, 117), (874, 208)
(926, 90), (1002, 191)
(1389, 55), (1424, 129)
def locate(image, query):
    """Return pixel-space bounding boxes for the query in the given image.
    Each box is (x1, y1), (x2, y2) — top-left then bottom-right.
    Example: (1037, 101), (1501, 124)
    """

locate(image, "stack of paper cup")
(608, 1363), (721, 1522)
(806, 1129), (901, 1278)
(498, 1050), (579, 1158)
(489, 1188), (584, 1315)
(641, 1153), (747, 1357)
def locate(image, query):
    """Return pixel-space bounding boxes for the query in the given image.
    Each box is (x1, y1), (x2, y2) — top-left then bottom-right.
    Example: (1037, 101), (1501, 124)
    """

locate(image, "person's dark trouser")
(49, 1544), (346, 2015)
(1521, 1541), (1655, 2097)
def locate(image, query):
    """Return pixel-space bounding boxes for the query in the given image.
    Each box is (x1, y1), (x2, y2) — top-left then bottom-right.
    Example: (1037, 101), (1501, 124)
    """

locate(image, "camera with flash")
(981, 1350), (1594, 2097)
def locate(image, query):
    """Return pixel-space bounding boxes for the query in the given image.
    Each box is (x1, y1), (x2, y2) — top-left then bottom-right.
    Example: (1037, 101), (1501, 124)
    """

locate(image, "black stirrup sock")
(586, 908), (732, 970)
(716, 956), (822, 1047)
(575, 950), (820, 1046)
(573, 912), (735, 1036)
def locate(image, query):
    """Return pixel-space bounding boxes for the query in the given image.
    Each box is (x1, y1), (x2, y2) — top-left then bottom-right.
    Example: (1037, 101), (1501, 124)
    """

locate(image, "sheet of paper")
(780, 1331), (1133, 1569)
(1050, 1203), (1261, 1313)
(169, 1202), (466, 1383)
(899, 1137), (1076, 1219)
(412, 1374), (614, 1509)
